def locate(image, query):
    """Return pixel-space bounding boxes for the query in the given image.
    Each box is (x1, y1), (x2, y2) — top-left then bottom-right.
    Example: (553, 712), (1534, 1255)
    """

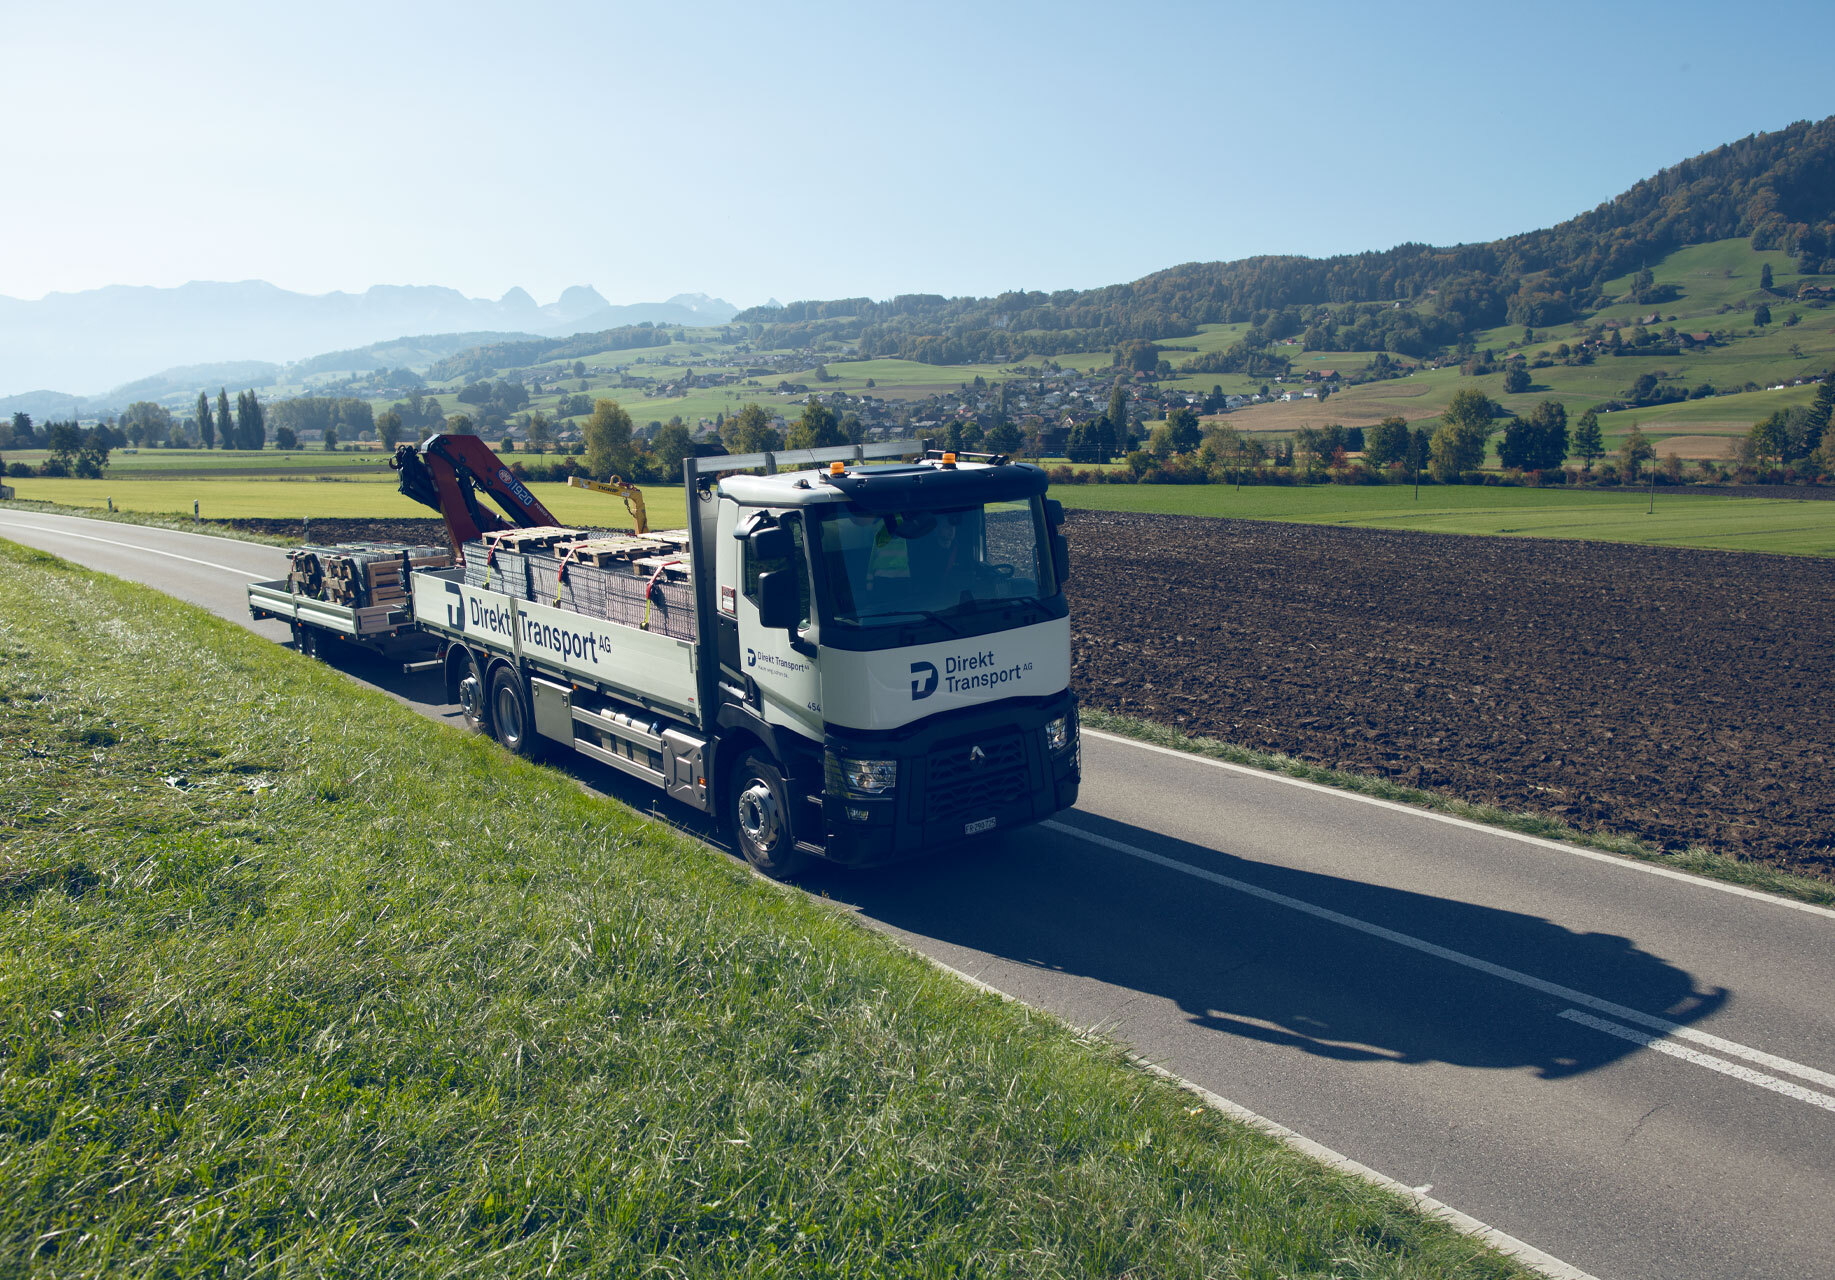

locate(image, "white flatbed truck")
(393, 438), (1080, 877)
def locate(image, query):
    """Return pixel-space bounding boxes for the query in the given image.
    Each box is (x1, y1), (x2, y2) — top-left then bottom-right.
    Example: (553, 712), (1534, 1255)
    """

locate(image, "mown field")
(1053, 482), (1835, 556)
(3, 473), (689, 531)
(0, 539), (1529, 1278)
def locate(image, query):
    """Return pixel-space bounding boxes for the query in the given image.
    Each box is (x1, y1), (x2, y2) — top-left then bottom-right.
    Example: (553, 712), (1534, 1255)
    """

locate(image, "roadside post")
(193, 500), (199, 524)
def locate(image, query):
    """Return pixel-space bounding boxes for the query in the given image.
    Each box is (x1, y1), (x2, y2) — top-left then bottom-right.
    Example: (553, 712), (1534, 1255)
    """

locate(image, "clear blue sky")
(4, 0), (1831, 309)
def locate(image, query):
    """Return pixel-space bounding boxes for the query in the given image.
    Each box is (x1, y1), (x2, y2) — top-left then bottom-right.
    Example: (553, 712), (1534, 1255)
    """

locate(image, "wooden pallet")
(480, 526), (590, 553)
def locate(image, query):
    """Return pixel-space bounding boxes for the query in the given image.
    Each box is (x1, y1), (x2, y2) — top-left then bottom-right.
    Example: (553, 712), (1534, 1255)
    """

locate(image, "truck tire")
(455, 649), (488, 734)
(727, 749), (808, 879)
(296, 623), (326, 662)
(488, 666), (544, 759)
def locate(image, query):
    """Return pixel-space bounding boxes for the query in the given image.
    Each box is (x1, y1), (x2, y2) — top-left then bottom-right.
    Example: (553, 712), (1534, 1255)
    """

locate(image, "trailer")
(248, 544), (450, 665)
(388, 435), (1081, 877)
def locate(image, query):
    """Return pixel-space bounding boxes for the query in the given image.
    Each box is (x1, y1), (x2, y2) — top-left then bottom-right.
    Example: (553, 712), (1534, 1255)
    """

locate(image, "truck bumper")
(816, 691), (1080, 867)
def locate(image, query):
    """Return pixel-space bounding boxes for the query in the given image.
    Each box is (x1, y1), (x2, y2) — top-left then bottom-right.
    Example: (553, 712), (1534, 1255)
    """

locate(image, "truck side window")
(743, 517), (811, 626)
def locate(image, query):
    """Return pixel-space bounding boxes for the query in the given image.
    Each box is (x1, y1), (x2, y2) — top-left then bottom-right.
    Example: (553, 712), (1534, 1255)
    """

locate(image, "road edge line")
(922, 954), (1598, 1280)
(1084, 727), (1835, 921)
(0, 519), (266, 578)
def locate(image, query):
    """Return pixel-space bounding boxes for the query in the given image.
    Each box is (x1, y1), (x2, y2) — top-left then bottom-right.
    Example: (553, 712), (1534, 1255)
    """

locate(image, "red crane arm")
(391, 434), (563, 555)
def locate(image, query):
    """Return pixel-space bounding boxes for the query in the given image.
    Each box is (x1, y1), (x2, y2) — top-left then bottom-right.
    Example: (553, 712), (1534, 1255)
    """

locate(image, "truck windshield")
(814, 498), (1057, 629)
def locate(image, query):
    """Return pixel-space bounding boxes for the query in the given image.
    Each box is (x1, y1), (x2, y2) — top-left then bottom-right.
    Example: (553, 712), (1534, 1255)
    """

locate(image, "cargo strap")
(640, 559), (682, 631)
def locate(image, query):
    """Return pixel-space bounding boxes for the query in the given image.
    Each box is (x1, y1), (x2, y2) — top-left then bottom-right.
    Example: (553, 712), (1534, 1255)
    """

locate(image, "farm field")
(1067, 510), (1835, 877)
(4, 474), (688, 530)
(6, 446), (391, 474)
(1053, 481), (1835, 556)
(14, 462), (1835, 555)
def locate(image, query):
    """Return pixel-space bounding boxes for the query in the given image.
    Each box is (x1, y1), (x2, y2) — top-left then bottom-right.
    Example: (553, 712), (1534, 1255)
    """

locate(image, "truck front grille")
(925, 731), (1029, 824)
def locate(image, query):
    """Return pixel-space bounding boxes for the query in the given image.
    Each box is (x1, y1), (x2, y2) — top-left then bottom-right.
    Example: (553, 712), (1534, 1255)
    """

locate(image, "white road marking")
(1084, 727), (1835, 921)
(1559, 1010), (1835, 1113)
(1043, 818), (1835, 1093)
(922, 953), (1600, 1280)
(0, 518), (268, 579)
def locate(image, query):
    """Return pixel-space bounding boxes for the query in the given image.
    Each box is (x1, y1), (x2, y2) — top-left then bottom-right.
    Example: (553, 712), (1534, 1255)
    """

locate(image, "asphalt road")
(5, 508), (1833, 1280)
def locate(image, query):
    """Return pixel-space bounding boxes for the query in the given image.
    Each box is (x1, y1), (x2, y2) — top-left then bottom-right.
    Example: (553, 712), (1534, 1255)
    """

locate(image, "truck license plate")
(964, 816), (997, 836)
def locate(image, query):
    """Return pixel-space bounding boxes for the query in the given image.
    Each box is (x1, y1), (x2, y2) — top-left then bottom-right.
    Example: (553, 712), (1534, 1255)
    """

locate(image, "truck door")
(736, 512), (822, 737)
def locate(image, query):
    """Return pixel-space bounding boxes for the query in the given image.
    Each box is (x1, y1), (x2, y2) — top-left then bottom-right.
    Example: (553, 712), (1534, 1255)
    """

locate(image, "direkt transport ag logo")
(910, 650), (1034, 700)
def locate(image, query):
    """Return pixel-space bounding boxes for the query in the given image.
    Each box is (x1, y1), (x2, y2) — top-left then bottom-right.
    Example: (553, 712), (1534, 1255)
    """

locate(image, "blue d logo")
(910, 661), (938, 699)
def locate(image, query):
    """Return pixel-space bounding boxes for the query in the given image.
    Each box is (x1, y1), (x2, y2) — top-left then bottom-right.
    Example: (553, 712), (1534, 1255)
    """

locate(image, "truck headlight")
(1045, 714), (1073, 754)
(827, 750), (897, 795)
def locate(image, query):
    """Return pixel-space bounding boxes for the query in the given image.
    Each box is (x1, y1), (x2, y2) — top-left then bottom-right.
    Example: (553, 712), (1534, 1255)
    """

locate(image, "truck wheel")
(728, 749), (808, 879)
(296, 624), (325, 662)
(488, 666), (541, 758)
(455, 651), (488, 734)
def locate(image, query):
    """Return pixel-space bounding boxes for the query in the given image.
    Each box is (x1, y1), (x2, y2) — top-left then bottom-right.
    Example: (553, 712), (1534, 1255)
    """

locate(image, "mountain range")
(0, 282), (737, 399)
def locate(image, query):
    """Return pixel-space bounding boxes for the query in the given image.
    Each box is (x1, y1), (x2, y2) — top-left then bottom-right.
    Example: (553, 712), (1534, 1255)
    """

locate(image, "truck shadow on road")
(810, 810), (1729, 1082)
(316, 646), (1724, 1082)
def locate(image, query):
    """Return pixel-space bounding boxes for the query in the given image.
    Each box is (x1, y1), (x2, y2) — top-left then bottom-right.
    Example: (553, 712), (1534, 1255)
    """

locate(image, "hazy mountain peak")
(552, 285), (610, 318)
(498, 286), (537, 311)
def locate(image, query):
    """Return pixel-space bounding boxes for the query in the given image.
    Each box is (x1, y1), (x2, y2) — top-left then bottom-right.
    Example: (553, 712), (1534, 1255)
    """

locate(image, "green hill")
(733, 116), (1835, 368)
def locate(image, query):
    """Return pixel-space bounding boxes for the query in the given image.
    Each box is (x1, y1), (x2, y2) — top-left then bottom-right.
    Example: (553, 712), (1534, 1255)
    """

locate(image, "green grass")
(1056, 482), (1835, 556)
(0, 539), (1531, 1278)
(1081, 709), (1835, 911)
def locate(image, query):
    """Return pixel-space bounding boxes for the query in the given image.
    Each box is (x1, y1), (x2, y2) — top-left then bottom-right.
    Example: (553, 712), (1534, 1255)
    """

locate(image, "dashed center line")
(1043, 818), (1835, 1108)
(1560, 1010), (1835, 1113)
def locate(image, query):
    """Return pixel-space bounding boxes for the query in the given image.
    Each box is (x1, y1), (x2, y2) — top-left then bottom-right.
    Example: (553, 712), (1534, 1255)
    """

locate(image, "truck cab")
(692, 449), (1080, 876)
(397, 436), (1078, 879)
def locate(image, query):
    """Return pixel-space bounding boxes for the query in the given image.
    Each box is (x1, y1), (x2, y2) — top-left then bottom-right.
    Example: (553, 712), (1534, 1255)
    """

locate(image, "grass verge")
(0, 499), (295, 547)
(0, 538), (1531, 1278)
(1081, 707), (1835, 911)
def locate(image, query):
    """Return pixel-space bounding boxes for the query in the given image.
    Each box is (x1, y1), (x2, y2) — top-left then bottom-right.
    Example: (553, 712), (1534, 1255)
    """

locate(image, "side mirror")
(757, 569), (800, 630)
(749, 525), (791, 561)
(1050, 531), (1070, 587)
(1043, 498), (1064, 528)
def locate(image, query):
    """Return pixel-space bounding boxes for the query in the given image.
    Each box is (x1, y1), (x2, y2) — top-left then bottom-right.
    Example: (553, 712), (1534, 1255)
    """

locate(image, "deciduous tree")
(1572, 410), (1604, 471)
(1620, 426), (1656, 479)
(1499, 400), (1568, 471)
(1363, 415), (1411, 467)
(786, 400), (846, 450)
(584, 399), (636, 479)
(1165, 406), (1202, 455)
(723, 403), (780, 455)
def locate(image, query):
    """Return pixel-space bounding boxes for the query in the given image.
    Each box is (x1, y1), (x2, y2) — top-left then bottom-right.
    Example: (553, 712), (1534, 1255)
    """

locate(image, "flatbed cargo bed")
(248, 578), (439, 662)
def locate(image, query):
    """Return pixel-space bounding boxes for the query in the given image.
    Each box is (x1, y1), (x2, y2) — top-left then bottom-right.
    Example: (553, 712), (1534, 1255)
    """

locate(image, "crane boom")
(566, 474), (649, 534)
(391, 434), (561, 554)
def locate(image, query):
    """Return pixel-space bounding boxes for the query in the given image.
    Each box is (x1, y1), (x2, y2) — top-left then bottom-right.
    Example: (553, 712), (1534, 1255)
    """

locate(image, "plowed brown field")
(1066, 511), (1835, 879)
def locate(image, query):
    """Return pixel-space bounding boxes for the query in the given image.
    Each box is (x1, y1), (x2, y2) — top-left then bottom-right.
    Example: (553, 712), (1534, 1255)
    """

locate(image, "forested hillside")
(736, 117), (1835, 366)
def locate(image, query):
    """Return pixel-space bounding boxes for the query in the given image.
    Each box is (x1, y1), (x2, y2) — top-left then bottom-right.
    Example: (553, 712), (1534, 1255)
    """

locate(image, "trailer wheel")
(296, 624), (326, 662)
(727, 749), (808, 879)
(455, 650), (488, 734)
(488, 666), (541, 758)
